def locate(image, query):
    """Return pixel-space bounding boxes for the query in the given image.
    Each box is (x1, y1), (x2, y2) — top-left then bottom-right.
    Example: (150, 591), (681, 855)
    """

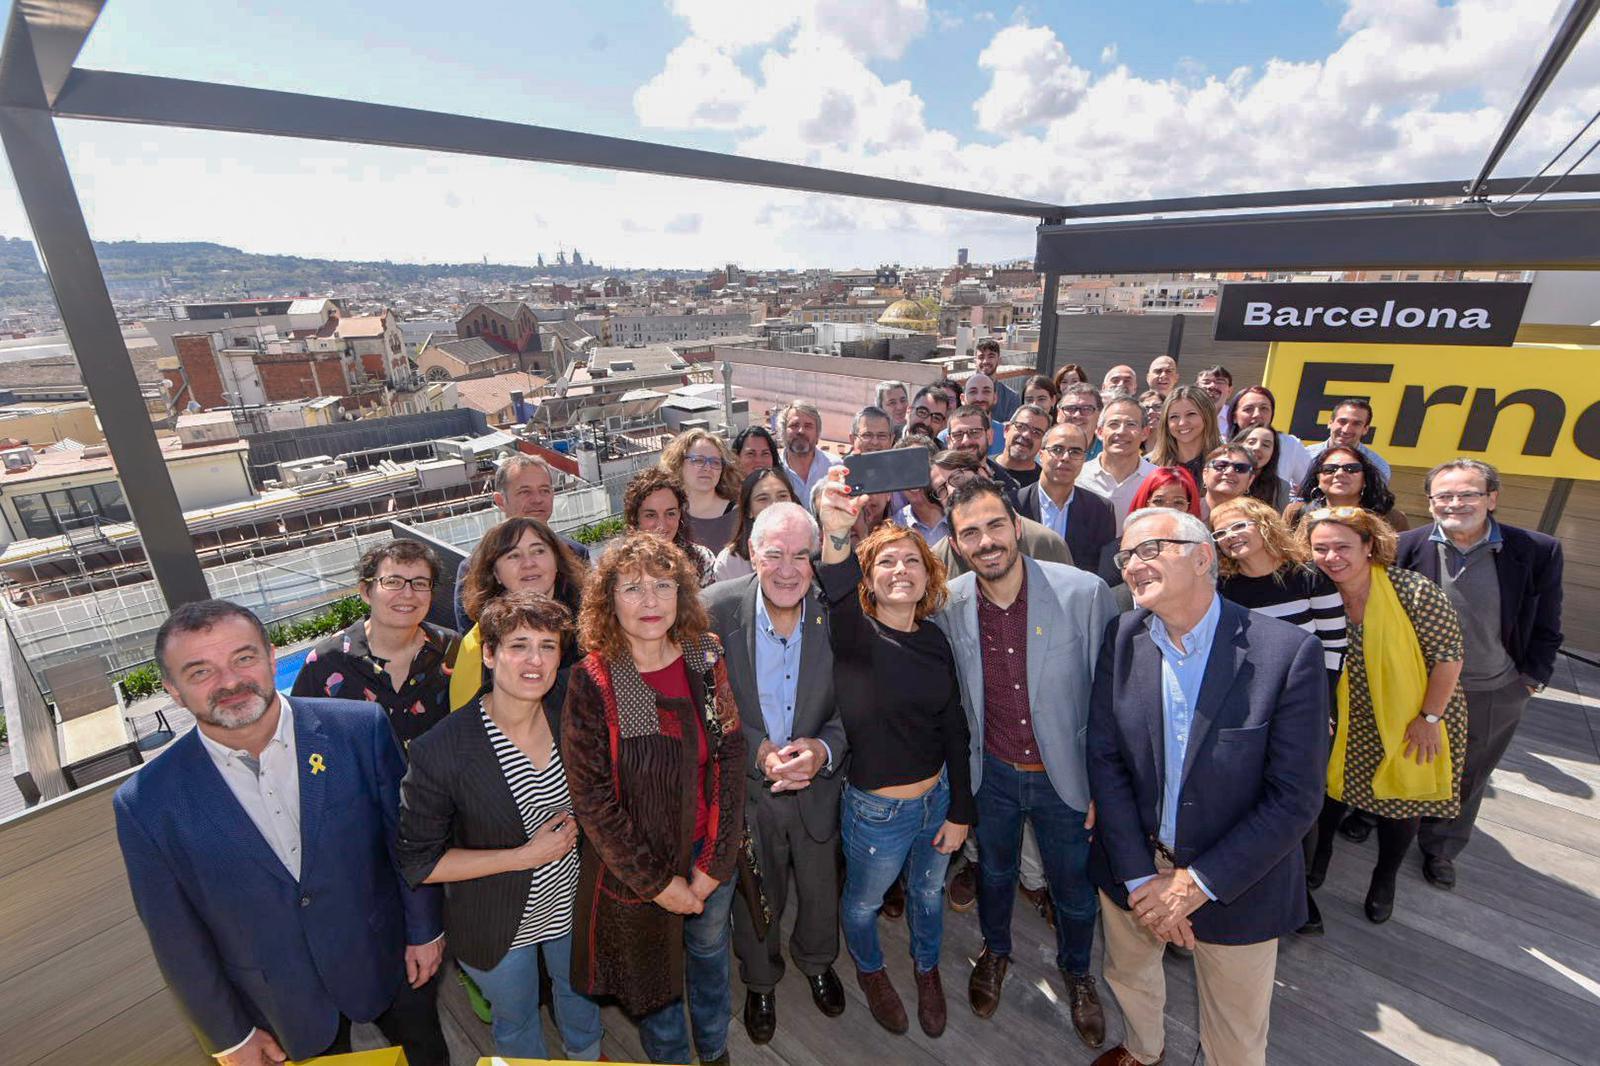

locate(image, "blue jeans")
(636, 878), (736, 1064)
(840, 775), (953, 974)
(458, 932), (602, 1060)
(974, 754), (1097, 974)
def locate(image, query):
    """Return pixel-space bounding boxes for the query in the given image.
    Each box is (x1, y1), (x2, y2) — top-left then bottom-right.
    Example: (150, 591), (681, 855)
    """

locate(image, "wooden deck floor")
(354, 656), (1600, 1065)
(6, 657), (1597, 1065)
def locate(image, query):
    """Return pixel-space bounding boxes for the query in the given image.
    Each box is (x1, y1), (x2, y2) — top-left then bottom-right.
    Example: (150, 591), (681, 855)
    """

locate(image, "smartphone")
(844, 448), (931, 496)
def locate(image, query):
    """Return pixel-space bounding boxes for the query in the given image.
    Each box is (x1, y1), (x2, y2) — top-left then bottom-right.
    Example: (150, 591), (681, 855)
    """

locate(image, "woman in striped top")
(399, 594), (603, 1061)
(1209, 495), (1347, 937)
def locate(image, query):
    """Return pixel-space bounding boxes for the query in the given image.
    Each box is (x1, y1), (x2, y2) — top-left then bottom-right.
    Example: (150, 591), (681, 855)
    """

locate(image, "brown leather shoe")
(1091, 1045), (1161, 1066)
(968, 948), (1009, 1018)
(1019, 883), (1056, 929)
(881, 876), (906, 920)
(948, 861), (977, 911)
(915, 965), (947, 1037)
(856, 967), (908, 1034)
(1066, 972), (1107, 1049)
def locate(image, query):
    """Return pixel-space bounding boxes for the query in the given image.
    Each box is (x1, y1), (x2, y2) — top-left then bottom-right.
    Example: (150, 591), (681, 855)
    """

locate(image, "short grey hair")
(875, 380), (909, 406)
(750, 500), (819, 555)
(852, 405), (892, 436)
(1423, 458), (1500, 496)
(1062, 382), (1103, 408)
(1010, 403), (1050, 425)
(493, 452), (552, 495)
(1122, 506), (1218, 583)
(781, 400), (822, 440)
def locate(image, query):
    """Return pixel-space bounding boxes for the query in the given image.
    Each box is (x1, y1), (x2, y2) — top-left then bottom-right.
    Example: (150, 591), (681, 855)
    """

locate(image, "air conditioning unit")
(0, 446), (36, 472)
(278, 456), (347, 486)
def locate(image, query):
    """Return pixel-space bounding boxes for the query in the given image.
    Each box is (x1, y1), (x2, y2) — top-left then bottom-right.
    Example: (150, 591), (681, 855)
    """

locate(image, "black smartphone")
(844, 448), (931, 496)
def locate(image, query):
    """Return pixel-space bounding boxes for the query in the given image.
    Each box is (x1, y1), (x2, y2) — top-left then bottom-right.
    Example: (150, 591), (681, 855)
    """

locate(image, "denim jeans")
(973, 754), (1097, 974)
(636, 878), (736, 1064)
(840, 774), (953, 974)
(459, 933), (603, 1061)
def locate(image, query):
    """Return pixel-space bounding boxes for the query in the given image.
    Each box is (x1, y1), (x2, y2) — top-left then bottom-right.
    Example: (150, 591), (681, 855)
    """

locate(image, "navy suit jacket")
(1395, 521), (1564, 686)
(1087, 599), (1329, 944)
(114, 696), (444, 1060)
(1017, 482), (1118, 578)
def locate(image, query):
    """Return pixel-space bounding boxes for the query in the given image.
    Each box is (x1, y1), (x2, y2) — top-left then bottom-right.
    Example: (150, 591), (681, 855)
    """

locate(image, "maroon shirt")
(978, 568), (1042, 764)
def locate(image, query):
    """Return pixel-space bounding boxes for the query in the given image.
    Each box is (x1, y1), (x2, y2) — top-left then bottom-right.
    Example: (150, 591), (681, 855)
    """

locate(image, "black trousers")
(732, 789), (840, 993)
(320, 972), (447, 1066)
(1419, 678), (1532, 861)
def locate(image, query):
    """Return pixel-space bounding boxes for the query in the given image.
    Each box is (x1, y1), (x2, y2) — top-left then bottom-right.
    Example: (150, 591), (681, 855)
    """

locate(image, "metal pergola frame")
(2, 0), (1597, 609)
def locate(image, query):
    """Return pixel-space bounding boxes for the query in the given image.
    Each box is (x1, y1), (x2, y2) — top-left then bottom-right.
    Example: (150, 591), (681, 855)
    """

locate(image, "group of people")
(114, 354), (1565, 1066)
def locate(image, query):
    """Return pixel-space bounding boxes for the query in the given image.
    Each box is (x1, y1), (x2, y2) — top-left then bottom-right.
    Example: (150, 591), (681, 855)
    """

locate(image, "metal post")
(1537, 478), (1574, 536)
(1036, 271), (1061, 379)
(0, 102), (209, 606)
(1166, 314), (1186, 364)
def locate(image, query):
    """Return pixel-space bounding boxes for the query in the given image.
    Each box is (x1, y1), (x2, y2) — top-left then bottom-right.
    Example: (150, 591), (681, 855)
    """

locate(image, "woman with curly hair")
(1284, 445), (1410, 532)
(814, 466), (972, 1040)
(660, 429), (742, 554)
(561, 532), (748, 1063)
(1147, 384), (1222, 488)
(622, 468), (717, 587)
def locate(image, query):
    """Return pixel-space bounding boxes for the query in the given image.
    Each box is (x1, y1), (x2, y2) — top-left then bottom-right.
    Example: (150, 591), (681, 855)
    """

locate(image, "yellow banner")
(1263, 341), (1600, 480)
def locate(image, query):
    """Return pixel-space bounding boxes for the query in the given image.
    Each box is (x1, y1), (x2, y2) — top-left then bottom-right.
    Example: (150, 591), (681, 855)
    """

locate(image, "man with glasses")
(946, 404), (1023, 508)
(848, 405), (896, 456)
(1087, 508), (1328, 1066)
(1080, 397), (1157, 528)
(1019, 423), (1117, 577)
(907, 385), (951, 439)
(929, 450), (1071, 581)
(995, 404), (1051, 487)
(1196, 366), (1234, 437)
(1396, 459), (1565, 891)
(294, 540), (460, 752)
(706, 502), (849, 1045)
(1056, 383), (1105, 461)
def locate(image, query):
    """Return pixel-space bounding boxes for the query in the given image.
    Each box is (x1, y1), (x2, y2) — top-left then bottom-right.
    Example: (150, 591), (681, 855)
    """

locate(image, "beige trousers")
(1099, 889), (1278, 1066)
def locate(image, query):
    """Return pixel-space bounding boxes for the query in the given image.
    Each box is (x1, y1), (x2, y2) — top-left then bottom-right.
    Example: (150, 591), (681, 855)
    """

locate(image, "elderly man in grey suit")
(705, 501), (849, 1046)
(934, 478), (1117, 1050)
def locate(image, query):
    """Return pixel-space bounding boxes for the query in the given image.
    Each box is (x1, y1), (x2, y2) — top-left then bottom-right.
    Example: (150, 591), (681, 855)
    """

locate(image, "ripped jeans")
(839, 774), (953, 974)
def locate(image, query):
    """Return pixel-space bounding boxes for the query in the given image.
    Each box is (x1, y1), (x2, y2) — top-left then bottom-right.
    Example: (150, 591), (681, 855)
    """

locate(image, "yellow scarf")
(448, 623), (486, 712)
(1328, 565), (1452, 803)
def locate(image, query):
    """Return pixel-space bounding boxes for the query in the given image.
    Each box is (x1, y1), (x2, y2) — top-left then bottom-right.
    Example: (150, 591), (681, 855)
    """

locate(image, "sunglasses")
(1208, 459), (1253, 475)
(1318, 462), (1364, 476)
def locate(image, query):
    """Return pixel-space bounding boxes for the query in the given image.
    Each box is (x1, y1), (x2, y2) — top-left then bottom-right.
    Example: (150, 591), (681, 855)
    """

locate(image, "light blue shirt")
(753, 592), (833, 771)
(1037, 487), (1073, 541)
(1126, 594), (1222, 900)
(782, 447), (836, 507)
(897, 502), (948, 545)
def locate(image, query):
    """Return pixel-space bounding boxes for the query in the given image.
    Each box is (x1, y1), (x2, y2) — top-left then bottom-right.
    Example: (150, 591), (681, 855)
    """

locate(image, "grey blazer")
(935, 556), (1116, 810)
(704, 574), (848, 843)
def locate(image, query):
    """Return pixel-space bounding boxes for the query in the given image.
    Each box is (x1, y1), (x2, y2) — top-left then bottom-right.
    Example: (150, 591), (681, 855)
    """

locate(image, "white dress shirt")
(197, 697), (303, 879)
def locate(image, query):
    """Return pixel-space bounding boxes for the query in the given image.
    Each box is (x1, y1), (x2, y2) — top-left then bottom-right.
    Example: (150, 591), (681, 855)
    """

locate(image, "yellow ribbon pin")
(1035, 626), (1043, 635)
(308, 753), (327, 774)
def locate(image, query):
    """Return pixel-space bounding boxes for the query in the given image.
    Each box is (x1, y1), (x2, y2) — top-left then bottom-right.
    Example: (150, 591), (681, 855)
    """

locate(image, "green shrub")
(118, 663), (163, 702)
(573, 516), (624, 545)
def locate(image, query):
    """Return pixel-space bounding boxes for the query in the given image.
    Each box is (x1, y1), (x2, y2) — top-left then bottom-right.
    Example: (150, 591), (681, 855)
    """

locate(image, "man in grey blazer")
(704, 501), (849, 1046)
(934, 479), (1117, 1049)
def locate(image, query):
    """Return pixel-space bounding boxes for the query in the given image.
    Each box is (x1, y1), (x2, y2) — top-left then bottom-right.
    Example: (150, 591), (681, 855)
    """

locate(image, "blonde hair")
(1295, 505), (1399, 567)
(1210, 496), (1308, 577)
(659, 428), (740, 501)
(1149, 385), (1222, 466)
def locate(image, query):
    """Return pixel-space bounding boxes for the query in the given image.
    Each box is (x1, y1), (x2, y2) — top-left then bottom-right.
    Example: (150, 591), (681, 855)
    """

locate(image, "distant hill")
(0, 236), (635, 307)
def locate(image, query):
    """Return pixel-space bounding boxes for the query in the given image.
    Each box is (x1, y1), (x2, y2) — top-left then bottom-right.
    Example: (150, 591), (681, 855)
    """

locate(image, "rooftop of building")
(0, 434), (250, 487)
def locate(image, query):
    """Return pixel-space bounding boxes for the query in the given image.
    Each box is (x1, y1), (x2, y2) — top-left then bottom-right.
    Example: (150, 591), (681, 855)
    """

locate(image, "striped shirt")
(481, 711), (581, 949)
(1219, 564), (1348, 679)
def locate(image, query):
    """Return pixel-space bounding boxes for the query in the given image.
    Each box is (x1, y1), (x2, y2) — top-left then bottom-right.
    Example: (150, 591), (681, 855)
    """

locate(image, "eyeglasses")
(1208, 459), (1254, 475)
(1042, 445), (1087, 460)
(1211, 519), (1256, 541)
(617, 578), (679, 603)
(1113, 538), (1201, 571)
(1428, 491), (1488, 504)
(913, 405), (947, 425)
(684, 455), (724, 469)
(1007, 424), (1044, 440)
(1318, 462), (1364, 476)
(1058, 404), (1099, 417)
(372, 575), (435, 592)
(948, 428), (988, 443)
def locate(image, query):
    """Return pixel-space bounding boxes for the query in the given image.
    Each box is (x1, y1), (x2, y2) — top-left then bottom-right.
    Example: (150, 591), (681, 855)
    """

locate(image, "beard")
(787, 437), (814, 457)
(195, 681), (273, 730)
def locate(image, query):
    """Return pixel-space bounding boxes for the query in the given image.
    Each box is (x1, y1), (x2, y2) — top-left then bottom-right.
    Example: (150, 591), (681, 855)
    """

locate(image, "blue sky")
(0, 0), (1592, 272)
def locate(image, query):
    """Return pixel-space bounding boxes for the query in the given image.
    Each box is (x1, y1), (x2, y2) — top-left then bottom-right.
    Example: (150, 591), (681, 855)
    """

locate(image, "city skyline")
(0, 0), (1595, 270)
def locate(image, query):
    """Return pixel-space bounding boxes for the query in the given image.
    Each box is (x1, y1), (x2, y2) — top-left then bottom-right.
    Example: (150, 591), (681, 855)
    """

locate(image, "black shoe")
(1339, 811), (1374, 844)
(742, 990), (775, 1045)
(1297, 891), (1324, 936)
(808, 967), (846, 1017)
(1307, 846), (1332, 891)
(1422, 854), (1456, 890)
(1365, 873), (1396, 924)
(702, 1054), (730, 1066)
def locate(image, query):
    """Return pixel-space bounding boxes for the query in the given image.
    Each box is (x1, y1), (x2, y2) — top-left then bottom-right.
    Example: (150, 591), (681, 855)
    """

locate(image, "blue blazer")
(1017, 482), (1118, 578)
(114, 696), (444, 1060)
(1087, 599), (1329, 944)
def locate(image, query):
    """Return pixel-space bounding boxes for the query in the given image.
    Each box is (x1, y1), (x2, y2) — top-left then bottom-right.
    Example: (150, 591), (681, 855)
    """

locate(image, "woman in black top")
(398, 593), (602, 1061)
(815, 466), (972, 1040)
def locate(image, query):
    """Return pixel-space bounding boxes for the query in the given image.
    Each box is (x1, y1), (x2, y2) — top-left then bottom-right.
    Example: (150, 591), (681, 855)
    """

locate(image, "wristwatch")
(1419, 713), (1443, 724)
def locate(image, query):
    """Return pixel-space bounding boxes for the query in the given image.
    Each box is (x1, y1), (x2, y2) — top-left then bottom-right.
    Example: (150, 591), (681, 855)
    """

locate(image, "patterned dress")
(1338, 566), (1467, 819)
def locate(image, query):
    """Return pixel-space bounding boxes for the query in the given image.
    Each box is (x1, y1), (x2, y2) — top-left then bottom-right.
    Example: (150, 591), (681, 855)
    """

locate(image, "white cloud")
(633, 37), (757, 128)
(1101, 43), (1118, 65)
(974, 22), (1092, 133)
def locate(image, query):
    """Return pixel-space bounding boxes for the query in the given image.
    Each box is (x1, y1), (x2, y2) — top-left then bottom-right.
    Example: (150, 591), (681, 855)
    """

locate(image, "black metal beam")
(1035, 199), (1600, 275)
(1035, 271), (1061, 379)
(52, 68), (1068, 219)
(0, 2), (102, 108)
(1467, 0), (1600, 199)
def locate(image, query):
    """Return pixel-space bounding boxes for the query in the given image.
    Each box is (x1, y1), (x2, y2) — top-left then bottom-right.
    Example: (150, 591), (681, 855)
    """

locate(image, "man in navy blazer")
(1396, 458), (1565, 890)
(115, 601), (446, 1065)
(1017, 422), (1118, 577)
(1087, 507), (1327, 1066)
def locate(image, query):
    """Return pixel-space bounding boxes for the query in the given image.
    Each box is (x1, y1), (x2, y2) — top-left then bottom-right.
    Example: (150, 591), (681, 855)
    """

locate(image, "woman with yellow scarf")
(1300, 507), (1466, 924)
